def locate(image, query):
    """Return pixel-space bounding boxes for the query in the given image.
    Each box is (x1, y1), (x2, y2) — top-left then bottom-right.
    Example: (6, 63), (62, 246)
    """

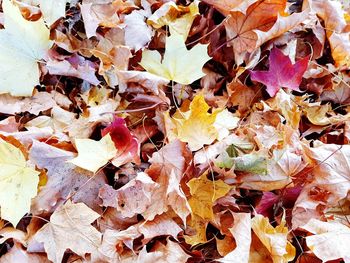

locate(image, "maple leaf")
(172, 95), (219, 151)
(99, 172), (159, 218)
(0, 139), (39, 226)
(124, 6), (153, 51)
(187, 173), (231, 220)
(184, 214), (208, 246)
(214, 109), (240, 140)
(292, 142), (350, 228)
(0, 0), (52, 96)
(35, 201), (101, 263)
(101, 118), (140, 167)
(140, 31), (211, 85)
(218, 213), (251, 263)
(301, 219), (350, 263)
(69, 133), (117, 173)
(80, 1), (120, 38)
(0, 242), (50, 262)
(147, 1), (199, 40)
(223, 0), (286, 53)
(250, 48), (309, 97)
(29, 140), (107, 213)
(37, 0), (69, 26)
(251, 214), (296, 263)
(309, 0), (350, 67)
(202, 0), (257, 16)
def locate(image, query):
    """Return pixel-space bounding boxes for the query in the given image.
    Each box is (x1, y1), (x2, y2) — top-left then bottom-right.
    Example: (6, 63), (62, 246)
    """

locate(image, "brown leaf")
(29, 140), (106, 214)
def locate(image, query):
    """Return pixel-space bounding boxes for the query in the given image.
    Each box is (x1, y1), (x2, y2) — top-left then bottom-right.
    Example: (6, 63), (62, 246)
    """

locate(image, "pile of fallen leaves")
(0, 0), (349, 262)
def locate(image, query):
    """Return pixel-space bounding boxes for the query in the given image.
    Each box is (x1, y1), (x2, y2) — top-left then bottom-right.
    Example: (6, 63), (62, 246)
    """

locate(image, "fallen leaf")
(218, 213), (251, 263)
(203, 0), (257, 16)
(214, 109), (240, 140)
(46, 54), (100, 85)
(101, 117), (140, 167)
(0, 138), (39, 226)
(308, 0), (350, 67)
(38, 0), (69, 26)
(0, 242), (50, 263)
(172, 95), (219, 151)
(145, 239), (190, 263)
(301, 219), (350, 263)
(80, 1), (120, 38)
(292, 142), (350, 228)
(140, 31), (211, 85)
(188, 172), (231, 220)
(0, 0), (52, 96)
(69, 133), (117, 173)
(251, 214), (296, 263)
(250, 47), (309, 97)
(124, 7), (153, 51)
(99, 172), (158, 218)
(29, 140), (106, 213)
(147, 1), (199, 39)
(184, 214), (208, 245)
(224, 0), (286, 53)
(35, 201), (101, 263)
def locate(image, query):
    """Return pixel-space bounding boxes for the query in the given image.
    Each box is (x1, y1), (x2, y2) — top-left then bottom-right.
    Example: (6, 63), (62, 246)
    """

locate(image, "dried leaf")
(140, 31), (211, 85)
(35, 201), (101, 263)
(0, 0), (52, 96)
(0, 139), (39, 226)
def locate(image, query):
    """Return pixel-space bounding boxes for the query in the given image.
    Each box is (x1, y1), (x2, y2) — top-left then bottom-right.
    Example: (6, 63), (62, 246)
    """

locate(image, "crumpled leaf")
(307, 0), (350, 67)
(0, 139), (39, 226)
(29, 140), (106, 213)
(0, 242), (50, 263)
(69, 133), (117, 173)
(300, 219), (350, 263)
(187, 172), (231, 220)
(145, 139), (191, 223)
(251, 214), (296, 263)
(0, 0), (52, 96)
(140, 31), (211, 85)
(35, 201), (101, 263)
(99, 172), (158, 218)
(80, 0), (120, 38)
(217, 213), (252, 263)
(214, 109), (240, 140)
(292, 142), (350, 228)
(250, 47), (309, 97)
(46, 54), (100, 85)
(124, 6), (153, 51)
(147, 1), (199, 39)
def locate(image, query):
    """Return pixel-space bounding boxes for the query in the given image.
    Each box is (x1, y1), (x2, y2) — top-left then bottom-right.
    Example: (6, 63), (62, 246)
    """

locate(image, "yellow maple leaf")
(187, 172), (231, 220)
(147, 1), (199, 40)
(69, 133), (117, 173)
(173, 95), (219, 151)
(251, 214), (296, 263)
(0, 139), (39, 226)
(139, 31), (211, 85)
(0, 0), (52, 96)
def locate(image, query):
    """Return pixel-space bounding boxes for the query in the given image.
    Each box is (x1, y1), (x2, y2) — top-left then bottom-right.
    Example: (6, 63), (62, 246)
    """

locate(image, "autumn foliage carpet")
(0, 0), (349, 262)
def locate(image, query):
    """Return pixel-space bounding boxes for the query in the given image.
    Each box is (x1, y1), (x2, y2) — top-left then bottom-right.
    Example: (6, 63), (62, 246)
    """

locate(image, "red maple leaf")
(250, 47), (309, 97)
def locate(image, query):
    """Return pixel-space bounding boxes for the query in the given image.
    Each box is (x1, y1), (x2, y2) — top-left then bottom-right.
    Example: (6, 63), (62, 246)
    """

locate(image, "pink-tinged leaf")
(256, 186), (302, 218)
(101, 118), (140, 167)
(250, 47), (309, 97)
